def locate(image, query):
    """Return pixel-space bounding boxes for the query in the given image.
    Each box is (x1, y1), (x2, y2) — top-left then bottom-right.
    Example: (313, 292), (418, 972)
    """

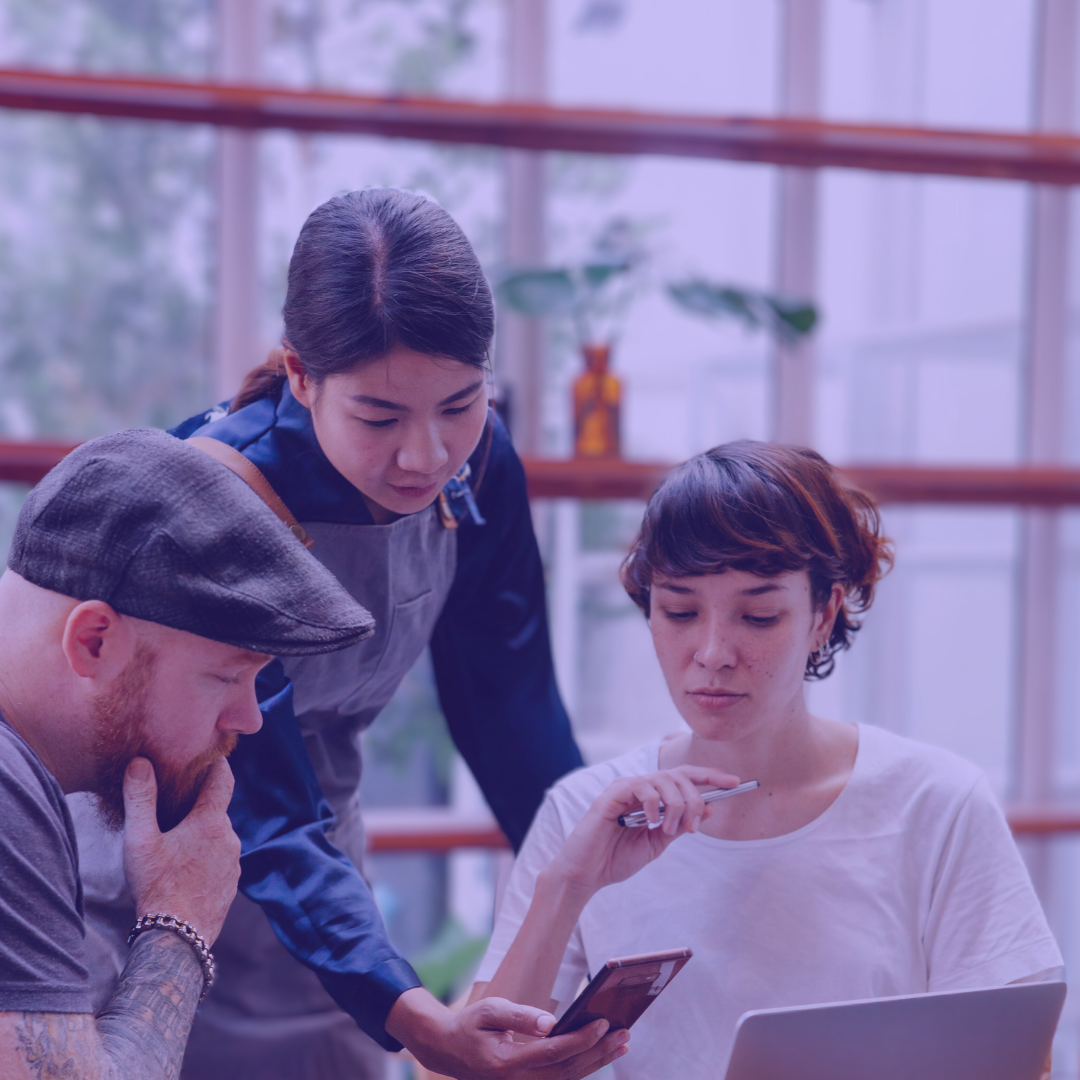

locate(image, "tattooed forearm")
(96, 930), (203, 1078)
(1, 931), (203, 1080)
(15, 1011), (99, 1079)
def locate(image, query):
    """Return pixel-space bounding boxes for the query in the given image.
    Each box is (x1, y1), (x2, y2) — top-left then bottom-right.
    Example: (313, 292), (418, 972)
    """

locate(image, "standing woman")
(75, 189), (620, 1080)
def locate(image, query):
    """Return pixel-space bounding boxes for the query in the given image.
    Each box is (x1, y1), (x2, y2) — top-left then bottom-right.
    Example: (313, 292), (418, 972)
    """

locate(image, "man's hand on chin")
(385, 986), (629, 1080)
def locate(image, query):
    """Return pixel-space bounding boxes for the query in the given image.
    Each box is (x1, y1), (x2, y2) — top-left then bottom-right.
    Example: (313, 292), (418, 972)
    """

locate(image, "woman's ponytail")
(231, 348), (289, 412)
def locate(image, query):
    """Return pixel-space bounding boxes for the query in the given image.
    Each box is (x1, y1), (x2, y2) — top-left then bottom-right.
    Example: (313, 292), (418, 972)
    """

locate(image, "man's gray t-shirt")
(0, 716), (91, 1012)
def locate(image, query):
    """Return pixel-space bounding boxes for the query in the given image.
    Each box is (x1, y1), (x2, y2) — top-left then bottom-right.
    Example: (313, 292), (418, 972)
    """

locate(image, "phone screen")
(546, 948), (692, 1038)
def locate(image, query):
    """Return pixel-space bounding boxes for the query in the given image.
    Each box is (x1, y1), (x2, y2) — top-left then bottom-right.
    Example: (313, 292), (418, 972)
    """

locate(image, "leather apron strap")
(188, 436), (314, 549)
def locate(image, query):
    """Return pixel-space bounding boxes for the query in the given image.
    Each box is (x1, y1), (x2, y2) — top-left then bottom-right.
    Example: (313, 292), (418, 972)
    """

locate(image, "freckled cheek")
(750, 645), (807, 691)
(738, 647), (787, 686)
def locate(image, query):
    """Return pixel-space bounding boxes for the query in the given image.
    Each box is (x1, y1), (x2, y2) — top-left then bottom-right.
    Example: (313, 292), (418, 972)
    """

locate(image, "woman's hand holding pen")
(547, 766), (739, 897)
(475, 765), (736, 1055)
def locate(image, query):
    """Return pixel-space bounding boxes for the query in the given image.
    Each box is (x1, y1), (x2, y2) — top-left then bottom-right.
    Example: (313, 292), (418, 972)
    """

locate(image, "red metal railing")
(364, 808), (509, 853)
(10, 444), (1080, 507)
(361, 806), (1080, 852)
(523, 458), (1080, 506)
(3, 67), (1080, 184)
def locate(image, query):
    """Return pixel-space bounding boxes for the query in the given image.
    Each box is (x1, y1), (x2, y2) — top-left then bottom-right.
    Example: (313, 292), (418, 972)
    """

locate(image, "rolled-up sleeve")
(228, 661), (421, 1049)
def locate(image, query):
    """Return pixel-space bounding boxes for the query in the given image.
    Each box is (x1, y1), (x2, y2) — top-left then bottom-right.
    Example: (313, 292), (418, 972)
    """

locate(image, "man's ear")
(61, 601), (134, 680)
(283, 349), (315, 409)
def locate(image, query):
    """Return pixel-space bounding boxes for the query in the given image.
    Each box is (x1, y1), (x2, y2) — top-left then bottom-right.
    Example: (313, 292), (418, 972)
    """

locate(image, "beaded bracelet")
(128, 912), (216, 1003)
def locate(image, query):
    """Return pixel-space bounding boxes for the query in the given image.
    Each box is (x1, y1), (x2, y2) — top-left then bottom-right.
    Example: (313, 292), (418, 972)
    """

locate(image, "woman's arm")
(431, 416), (583, 850)
(476, 766), (737, 1013)
(484, 873), (595, 1013)
(227, 661), (422, 1048)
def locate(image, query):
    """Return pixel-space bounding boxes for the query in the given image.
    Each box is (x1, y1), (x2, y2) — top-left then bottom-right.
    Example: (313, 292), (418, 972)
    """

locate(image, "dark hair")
(620, 440), (894, 679)
(232, 188), (493, 411)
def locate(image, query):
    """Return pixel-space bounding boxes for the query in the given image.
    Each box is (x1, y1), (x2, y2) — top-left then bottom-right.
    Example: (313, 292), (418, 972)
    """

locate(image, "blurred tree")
(0, 0), (215, 439)
(268, 0), (479, 94)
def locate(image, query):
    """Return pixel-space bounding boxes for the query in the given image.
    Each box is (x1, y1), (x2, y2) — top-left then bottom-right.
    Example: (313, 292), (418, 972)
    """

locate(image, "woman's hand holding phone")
(548, 766), (739, 896)
(478, 766), (736, 1037)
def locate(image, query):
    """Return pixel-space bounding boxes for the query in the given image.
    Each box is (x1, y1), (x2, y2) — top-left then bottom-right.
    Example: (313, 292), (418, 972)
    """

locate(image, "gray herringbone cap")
(8, 428), (375, 656)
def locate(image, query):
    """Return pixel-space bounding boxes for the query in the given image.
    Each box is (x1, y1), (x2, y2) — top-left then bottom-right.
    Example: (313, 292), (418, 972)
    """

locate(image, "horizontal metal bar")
(2, 67), (1080, 183)
(1005, 807), (1080, 835)
(523, 458), (1080, 506)
(360, 805), (1080, 852)
(843, 465), (1080, 507)
(0, 441), (84, 484)
(363, 808), (510, 852)
(524, 458), (674, 500)
(6, 443), (1080, 505)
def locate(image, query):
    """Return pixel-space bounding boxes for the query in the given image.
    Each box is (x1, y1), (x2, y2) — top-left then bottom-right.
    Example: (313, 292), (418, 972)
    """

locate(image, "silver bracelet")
(128, 912), (216, 1003)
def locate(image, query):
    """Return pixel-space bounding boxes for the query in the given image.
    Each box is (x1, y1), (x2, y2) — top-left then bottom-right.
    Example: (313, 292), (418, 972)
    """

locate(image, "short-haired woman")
(471, 440), (1063, 1080)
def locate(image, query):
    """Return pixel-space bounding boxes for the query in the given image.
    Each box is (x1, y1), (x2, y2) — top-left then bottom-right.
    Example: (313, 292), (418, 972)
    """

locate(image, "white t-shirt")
(475, 724), (1063, 1080)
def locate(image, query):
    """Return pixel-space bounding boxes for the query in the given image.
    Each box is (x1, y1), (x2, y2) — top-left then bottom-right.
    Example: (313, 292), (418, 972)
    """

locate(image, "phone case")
(546, 948), (693, 1037)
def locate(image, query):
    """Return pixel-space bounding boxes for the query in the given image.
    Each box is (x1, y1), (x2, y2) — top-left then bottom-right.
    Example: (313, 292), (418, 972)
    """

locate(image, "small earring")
(810, 643), (829, 665)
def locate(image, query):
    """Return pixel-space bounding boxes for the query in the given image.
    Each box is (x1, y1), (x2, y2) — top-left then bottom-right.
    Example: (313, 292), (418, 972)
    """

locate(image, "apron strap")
(188, 436), (314, 549)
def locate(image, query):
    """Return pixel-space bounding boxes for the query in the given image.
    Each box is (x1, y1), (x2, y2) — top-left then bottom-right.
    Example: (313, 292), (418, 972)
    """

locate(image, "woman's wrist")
(385, 986), (450, 1053)
(535, 863), (597, 912)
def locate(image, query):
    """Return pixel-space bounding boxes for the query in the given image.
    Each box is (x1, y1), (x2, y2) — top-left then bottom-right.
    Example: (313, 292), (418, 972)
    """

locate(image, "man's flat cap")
(8, 428), (374, 656)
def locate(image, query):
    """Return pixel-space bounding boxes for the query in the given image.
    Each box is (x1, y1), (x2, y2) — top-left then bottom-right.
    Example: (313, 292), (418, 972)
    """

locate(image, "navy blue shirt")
(172, 384), (583, 1047)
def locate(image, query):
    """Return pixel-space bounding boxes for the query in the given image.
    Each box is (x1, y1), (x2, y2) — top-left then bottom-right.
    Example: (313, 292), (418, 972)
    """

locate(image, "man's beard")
(89, 641), (238, 833)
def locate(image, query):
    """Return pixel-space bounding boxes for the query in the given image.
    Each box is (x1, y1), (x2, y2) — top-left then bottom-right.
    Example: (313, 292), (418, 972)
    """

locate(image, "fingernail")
(692, 815), (702, 832)
(127, 758), (151, 782)
(618, 1030), (630, 1044)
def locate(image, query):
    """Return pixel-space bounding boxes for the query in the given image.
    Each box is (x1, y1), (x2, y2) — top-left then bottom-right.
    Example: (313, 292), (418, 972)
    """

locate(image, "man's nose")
(396, 421), (449, 476)
(222, 692), (263, 737)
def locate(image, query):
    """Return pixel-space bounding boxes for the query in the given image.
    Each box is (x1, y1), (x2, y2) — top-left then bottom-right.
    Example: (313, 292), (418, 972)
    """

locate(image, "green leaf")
(409, 916), (490, 1002)
(667, 278), (818, 341)
(497, 269), (578, 317)
(667, 280), (760, 329)
(765, 297), (818, 339)
(581, 260), (631, 289)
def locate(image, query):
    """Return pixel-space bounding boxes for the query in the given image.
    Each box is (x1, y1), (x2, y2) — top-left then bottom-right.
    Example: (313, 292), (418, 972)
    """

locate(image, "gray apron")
(74, 505), (457, 1080)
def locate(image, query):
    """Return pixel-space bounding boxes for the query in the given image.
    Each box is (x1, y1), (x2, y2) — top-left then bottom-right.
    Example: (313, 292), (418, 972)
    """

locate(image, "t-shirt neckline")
(659, 722), (870, 851)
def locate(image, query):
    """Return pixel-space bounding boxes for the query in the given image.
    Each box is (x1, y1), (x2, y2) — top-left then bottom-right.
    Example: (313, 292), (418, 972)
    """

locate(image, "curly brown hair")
(620, 440), (894, 679)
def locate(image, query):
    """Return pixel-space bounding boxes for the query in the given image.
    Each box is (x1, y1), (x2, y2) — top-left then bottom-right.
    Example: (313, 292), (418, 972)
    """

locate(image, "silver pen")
(618, 780), (761, 828)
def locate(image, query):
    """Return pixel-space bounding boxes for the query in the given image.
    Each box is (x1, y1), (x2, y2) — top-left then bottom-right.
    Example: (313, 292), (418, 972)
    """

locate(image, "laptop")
(724, 982), (1066, 1080)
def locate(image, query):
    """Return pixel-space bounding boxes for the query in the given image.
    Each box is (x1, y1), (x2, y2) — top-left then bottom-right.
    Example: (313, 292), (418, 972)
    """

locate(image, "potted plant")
(497, 222), (818, 459)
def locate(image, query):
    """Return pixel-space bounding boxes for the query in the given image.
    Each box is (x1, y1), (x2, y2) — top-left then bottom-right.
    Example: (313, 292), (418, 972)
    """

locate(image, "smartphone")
(546, 948), (692, 1038)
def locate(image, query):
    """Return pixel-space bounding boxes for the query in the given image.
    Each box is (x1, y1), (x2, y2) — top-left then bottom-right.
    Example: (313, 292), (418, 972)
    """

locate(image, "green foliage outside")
(498, 217), (819, 348)
(0, 0), (215, 441)
(666, 278), (818, 343)
(363, 650), (456, 793)
(408, 915), (490, 1002)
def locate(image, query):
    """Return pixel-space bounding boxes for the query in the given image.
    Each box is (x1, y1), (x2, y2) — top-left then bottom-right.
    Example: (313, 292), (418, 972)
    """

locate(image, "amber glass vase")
(573, 343), (621, 459)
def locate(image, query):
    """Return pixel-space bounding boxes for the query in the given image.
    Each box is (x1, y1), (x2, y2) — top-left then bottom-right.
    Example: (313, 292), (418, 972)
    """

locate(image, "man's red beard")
(89, 640), (238, 833)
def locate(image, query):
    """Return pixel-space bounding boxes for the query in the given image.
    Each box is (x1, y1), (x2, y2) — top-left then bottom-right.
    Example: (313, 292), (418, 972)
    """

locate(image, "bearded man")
(0, 430), (628, 1080)
(0, 428), (375, 1079)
